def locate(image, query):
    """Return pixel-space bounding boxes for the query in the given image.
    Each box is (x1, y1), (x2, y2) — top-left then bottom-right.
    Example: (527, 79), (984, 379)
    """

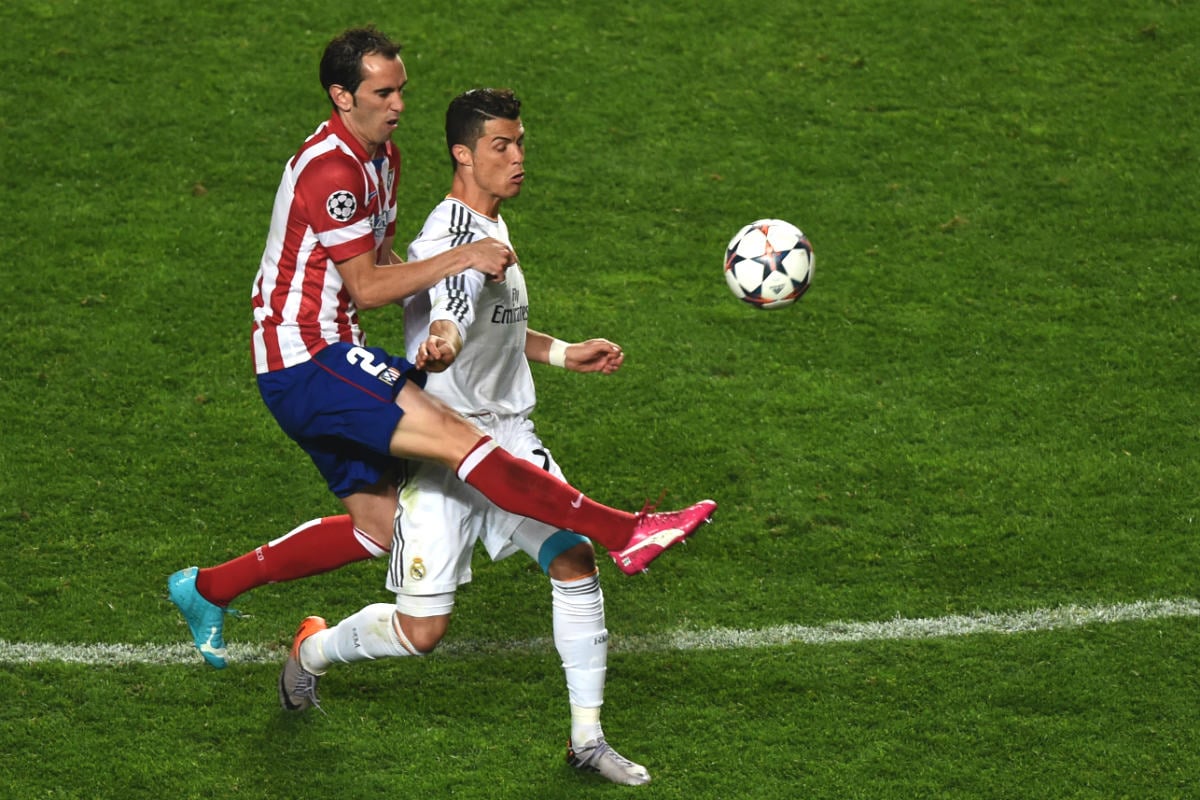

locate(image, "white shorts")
(386, 412), (568, 604)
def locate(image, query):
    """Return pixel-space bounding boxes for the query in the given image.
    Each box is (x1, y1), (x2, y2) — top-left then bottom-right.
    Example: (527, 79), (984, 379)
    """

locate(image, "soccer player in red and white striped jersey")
(278, 87), (709, 785)
(168, 28), (716, 671)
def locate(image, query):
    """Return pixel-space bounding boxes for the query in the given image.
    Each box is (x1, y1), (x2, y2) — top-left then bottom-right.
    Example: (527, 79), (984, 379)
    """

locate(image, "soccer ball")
(723, 219), (814, 309)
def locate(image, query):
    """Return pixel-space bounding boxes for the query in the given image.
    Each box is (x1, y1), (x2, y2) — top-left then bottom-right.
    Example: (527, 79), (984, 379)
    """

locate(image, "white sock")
(301, 603), (421, 673)
(551, 572), (607, 747)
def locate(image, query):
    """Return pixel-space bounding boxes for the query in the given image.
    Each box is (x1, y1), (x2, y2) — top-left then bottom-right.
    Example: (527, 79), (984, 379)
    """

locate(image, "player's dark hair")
(320, 26), (401, 105)
(445, 88), (522, 167)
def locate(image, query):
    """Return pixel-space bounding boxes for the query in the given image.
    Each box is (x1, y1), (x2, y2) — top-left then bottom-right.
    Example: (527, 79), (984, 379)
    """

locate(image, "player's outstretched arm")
(339, 238), (513, 310)
(526, 330), (624, 375)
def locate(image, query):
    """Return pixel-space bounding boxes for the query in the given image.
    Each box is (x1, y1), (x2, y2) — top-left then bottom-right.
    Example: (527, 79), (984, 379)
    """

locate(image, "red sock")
(457, 438), (636, 550)
(195, 515), (384, 607)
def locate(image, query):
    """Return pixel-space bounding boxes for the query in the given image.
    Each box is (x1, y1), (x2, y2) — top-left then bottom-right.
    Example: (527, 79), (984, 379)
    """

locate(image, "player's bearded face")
(343, 54), (407, 152)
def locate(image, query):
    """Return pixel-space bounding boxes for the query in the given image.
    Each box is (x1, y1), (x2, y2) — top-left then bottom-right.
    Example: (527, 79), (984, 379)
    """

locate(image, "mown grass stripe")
(2, 598), (1195, 667)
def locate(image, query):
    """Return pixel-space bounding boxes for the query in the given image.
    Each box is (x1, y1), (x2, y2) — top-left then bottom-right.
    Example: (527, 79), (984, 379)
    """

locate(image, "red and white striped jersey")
(251, 111), (400, 374)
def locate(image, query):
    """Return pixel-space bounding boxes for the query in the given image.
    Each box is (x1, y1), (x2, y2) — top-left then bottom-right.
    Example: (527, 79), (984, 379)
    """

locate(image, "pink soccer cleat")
(611, 499), (717, 575)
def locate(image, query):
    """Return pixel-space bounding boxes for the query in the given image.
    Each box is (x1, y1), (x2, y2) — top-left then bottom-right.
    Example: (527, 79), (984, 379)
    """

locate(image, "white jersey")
(392, 198), (556, 599)
(404, 198), (536, 417)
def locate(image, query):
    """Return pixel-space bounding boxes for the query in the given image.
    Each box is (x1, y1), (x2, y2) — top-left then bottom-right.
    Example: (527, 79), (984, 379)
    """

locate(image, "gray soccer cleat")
(567, 737), (651, 786)
(278, 615), (327, 712)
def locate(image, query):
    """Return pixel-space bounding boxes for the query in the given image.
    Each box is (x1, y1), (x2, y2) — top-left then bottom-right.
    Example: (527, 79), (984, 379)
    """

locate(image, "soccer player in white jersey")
(167, 28), (717, 671)
(278, 88), (714, 785)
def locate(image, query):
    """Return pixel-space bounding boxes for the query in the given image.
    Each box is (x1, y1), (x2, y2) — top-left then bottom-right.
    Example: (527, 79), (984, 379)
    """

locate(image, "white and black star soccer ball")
(723, 219), (814, 309)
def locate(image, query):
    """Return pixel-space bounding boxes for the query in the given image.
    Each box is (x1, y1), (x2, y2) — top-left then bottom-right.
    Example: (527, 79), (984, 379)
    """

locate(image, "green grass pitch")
(1, 0), (1198, 797)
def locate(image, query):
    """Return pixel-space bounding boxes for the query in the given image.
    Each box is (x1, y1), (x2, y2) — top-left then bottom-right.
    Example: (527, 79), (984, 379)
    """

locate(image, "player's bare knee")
(394, 594), (455, 653)
(392, 418), (485, 470)
(391, 385), (488, 468)
(396, 612), (450, 653)
(547, 541), (597, 582)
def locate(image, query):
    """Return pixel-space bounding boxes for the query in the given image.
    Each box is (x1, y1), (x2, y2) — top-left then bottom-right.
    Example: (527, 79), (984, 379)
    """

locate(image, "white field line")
(2, 597), (1196, 667)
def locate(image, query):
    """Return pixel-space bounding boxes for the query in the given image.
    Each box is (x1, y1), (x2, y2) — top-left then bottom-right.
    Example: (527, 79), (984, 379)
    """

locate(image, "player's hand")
(416, 334), (459, 373)
(461, 238), (515, 282)
(566, 339), (624, 374)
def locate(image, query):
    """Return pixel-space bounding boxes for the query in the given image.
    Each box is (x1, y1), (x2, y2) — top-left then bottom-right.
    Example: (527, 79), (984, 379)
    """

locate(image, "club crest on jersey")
(326, 190), (357, 222)
(409, 558), (426, 581)
(369, 212), (387, 239)
(378, 366), (401, 386)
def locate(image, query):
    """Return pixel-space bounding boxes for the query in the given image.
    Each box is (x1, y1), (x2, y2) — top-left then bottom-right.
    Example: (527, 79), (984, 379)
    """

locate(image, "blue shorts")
(257, 343), (426, 498)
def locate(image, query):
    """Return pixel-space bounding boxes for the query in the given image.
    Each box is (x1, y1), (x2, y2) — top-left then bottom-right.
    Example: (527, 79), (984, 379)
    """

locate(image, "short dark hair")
(445, 88), (522, 166)
(319, 26), (401, 105)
